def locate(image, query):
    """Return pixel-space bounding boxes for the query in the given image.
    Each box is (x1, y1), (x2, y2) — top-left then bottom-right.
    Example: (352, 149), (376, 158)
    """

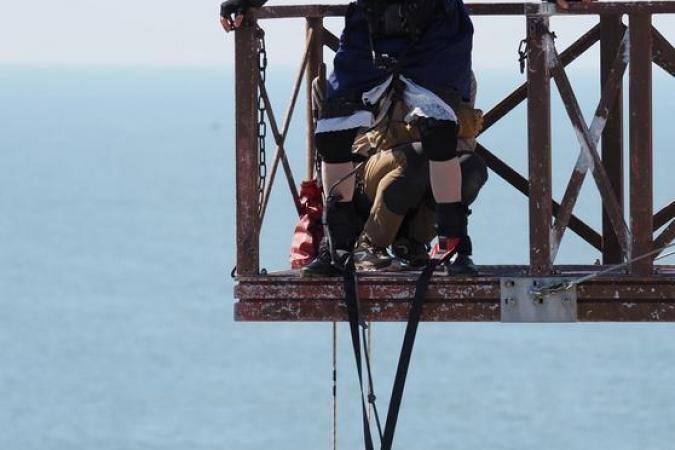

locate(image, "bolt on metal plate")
(500, 278), (577, 323)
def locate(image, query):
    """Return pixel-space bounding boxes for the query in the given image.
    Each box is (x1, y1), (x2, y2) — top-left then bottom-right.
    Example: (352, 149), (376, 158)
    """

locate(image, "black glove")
(220, 0), (267, 19)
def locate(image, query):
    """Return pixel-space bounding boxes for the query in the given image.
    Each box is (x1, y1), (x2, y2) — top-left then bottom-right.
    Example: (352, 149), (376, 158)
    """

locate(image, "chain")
(256, 25), (268, 215)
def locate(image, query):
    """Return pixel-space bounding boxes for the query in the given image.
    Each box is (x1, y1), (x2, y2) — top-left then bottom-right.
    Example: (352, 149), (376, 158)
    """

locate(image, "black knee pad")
(459, 152), (488, 205)
(417, 118), (458, 162)
(316, 128), (358, 163)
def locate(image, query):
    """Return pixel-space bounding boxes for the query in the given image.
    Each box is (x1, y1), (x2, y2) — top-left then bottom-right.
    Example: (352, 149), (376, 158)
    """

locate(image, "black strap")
(344, 256), (444, 450)
(343, 259), (376, 450)
(380, 261), (436, 450)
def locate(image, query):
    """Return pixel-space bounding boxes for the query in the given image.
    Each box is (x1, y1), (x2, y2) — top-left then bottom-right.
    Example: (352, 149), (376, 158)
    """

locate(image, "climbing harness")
(342, 240), (458, 450)
(363, 0), (437, 72)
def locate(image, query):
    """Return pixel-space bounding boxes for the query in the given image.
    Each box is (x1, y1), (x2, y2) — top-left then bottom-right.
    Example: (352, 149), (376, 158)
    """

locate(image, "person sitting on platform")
(221, 0), (596, 276)
(224, 0), (478, 275)
(352, 140), (487, 274)
(304, 73), (486, 276)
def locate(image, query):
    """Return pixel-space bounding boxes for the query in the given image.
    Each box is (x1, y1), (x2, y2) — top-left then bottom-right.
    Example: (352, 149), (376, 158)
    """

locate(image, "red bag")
(289, 180), (324, 269)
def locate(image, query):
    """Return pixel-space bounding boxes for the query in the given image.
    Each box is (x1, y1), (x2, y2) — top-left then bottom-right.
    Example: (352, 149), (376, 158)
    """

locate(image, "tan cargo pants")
(358, 145), (436, 247)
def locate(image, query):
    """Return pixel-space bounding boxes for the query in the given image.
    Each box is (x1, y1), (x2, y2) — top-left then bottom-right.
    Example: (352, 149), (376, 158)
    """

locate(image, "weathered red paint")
(235, 19), (260, 276)
(234, 266), (675, 321)
(526, 16), (553, 275)
(600, 16), (626, 264)
(253, 2), (675, 20)
(629, 13), (654, 275)
(305, 18), (323, 180)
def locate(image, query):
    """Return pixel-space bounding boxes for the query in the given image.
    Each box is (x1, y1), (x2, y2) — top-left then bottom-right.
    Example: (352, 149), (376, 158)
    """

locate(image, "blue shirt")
(327, 0), (474, 102)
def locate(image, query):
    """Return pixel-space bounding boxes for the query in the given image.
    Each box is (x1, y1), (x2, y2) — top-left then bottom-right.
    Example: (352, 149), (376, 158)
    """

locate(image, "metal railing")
(233, 1), (675, 277)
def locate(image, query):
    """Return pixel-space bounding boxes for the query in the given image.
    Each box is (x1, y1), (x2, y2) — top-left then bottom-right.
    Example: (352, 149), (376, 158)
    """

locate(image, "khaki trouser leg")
(361, 151), (406, 247)
(404, 203), (436, 245)
(361, 146), (430, 248)
(361, 150), (403, 202)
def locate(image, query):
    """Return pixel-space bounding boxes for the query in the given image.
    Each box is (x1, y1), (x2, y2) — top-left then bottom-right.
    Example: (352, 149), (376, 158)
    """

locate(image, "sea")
(0, 63), (674, 450)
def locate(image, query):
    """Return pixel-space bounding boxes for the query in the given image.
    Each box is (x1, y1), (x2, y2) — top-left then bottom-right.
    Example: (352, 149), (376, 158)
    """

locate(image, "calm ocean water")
(1, 65), (674, 450)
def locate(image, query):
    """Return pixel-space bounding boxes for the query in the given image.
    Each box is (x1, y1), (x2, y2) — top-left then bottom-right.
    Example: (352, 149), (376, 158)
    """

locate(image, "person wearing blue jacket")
(221, 0), (594, 275)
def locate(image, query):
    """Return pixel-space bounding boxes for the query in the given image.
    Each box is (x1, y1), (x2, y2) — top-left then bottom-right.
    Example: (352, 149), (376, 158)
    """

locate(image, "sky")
(2, 0), (673, 70)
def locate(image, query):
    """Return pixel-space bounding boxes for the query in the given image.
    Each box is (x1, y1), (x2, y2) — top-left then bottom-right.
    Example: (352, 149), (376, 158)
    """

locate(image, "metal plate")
(500, 278), (577, 323)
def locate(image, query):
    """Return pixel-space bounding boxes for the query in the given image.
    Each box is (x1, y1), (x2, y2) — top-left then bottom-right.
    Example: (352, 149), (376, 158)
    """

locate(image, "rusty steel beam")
(235, 299), (675, 322)
(476, 143), (602, 250)
(557, 1), (675, 15)
(629, 14), (654, 275)
(255, 3), (528, 19)
(654, 220), (675, 255)
(600, 16), (626, 265)
(305, 18), (323, 180)
(322, 27), (340, 52)
(254, 2), (675, 20)
(234, 267), (675, 321)
(526, 16), (553, 276)
(549, 42), (630, 259)
(256, 4), (348, 19)
(469, 2), (534, 15)
(655, 202), (675, 230)
(234, 299), (675, 322)
(236, 300), (501, 322)
(235, 20), (260, 276)
(236, 277), (500, 301)
(652, 26), (675, 77)
(481, 24), (600, 133)
(550, 29), (628, 262)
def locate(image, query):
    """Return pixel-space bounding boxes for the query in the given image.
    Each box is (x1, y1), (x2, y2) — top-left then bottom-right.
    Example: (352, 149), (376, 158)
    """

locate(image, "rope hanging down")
(332, 322), (338, 450)
(343, 259), (378, 450)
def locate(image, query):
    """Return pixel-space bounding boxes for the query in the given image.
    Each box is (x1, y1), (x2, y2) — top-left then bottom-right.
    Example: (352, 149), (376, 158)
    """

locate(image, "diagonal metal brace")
(549, 28), (629, 261)
(547, 34), (631, 260)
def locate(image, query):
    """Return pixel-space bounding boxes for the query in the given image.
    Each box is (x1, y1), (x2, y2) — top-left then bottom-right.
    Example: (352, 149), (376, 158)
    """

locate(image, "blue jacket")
(327, 0), (474, 103)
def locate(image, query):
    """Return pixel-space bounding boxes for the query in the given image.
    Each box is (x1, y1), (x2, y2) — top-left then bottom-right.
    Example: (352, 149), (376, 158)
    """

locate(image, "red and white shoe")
(430, 237), (460, 264)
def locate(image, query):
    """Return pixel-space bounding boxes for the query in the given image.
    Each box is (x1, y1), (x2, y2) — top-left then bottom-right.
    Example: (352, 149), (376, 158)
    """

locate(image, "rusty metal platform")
(234, 265), (675, 322)
(231, 2), (675, 323)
